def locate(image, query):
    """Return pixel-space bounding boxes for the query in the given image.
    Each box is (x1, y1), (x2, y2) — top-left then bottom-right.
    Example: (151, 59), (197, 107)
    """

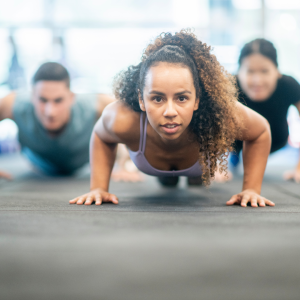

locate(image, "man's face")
(32, 81), (74, 132)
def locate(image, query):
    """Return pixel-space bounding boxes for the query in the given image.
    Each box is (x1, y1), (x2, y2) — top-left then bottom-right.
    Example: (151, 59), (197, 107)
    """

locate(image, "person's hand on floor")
(283, 165), (300, 183)
(111, 169), (144, 182)
(69, 188), (118, 205)
(0, 170), (12, 180)
(213, 169), (233, 183)
(226, 189), (275, 207)
(112, 154), (144, 182)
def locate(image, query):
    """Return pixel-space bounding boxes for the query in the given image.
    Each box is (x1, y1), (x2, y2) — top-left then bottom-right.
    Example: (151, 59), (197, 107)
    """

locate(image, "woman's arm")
(90, 131), (117, 192)
(227, 102), (275, 207)
(69, 101), (139, 205)
(69, 113), (118, 205)
(283, 100), (300, 183)
(69, 134), (118, 205)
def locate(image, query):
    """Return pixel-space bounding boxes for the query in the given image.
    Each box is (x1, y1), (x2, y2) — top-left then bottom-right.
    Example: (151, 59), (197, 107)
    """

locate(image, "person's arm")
(69, 104), (119, 205)
(0, 92), (15, 121)
(227, 102), (275, 207)
(95, 94), (143, 183)
(0, 92), (15, 180)
(283, 100), (300, 183)
(69, 131), (119, 205)
(69, 101), (139, 205)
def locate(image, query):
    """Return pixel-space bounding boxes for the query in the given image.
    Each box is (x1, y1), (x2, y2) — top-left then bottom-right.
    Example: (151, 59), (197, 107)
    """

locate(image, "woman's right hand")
(69, 188), (119, 205)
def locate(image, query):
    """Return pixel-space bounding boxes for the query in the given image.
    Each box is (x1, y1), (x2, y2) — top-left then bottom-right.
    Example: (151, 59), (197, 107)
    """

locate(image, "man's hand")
(226, 189), (275, 207)
(0, 170), (12, 180)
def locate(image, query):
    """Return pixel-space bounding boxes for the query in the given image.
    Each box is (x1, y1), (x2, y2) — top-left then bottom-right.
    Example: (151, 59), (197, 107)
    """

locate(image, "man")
(0, 62), (113, 176)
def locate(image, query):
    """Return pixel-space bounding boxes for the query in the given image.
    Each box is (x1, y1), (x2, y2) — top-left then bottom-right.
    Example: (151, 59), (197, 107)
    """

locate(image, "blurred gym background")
(0, 0), (300, 154)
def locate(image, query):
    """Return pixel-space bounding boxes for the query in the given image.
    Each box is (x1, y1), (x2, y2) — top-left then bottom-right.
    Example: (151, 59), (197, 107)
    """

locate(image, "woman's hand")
(226, 189), (275, 207)
(69, 188), (119, 205)
(213, 169), (232, 183)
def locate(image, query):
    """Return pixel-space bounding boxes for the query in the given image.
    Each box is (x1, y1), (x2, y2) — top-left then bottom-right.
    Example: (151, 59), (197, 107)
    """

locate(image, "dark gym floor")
(1, 147), (300, 300)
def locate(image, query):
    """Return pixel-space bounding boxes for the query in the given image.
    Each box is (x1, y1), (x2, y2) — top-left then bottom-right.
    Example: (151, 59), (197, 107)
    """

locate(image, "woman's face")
(139, 62), (199, 142)
(238, 53), (280, 101)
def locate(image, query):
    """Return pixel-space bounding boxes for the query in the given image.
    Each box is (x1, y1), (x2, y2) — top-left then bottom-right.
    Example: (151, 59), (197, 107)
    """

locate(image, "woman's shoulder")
(101, 100), (141, 143)
(278, 74), (300, 87)
(277, 75), (300, 101)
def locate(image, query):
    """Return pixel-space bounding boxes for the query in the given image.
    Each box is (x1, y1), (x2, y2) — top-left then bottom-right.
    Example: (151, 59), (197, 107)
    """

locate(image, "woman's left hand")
(213, 169), (233, 183)
(226, 189), (275, 207)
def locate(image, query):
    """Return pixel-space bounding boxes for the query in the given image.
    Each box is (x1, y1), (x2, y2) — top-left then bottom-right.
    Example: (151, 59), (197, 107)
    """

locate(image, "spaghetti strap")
(127, 112), (202, 177)
(138, 113), (144, 152)
(141, 114), (148, 153)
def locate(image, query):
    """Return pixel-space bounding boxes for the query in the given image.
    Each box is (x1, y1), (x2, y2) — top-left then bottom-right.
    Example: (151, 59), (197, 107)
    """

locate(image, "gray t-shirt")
(13, 93), (98, 175)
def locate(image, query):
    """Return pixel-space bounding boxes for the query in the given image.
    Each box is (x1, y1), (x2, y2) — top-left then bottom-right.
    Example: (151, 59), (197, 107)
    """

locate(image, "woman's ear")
(138, 91), (146, 111)
(194, 98), (199, 111)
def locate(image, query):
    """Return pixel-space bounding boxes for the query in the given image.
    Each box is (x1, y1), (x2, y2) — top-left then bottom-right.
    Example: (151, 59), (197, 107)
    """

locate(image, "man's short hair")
(32, 62), (70, 88)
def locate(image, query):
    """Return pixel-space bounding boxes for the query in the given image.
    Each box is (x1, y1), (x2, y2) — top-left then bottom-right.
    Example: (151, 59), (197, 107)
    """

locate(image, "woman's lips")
(160, 123), (181, 134)
(250, 86), (265, 93)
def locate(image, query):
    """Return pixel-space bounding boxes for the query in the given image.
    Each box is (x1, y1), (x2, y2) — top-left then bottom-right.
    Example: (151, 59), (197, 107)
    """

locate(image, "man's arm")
(95, 94), (116, 118)
(0, 92), (15, 121)
(0, 92), (16, 179)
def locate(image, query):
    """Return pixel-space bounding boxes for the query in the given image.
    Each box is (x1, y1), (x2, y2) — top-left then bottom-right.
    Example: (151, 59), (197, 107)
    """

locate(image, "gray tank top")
(13, 93), (98, 175)
(128, 113), (203, 177)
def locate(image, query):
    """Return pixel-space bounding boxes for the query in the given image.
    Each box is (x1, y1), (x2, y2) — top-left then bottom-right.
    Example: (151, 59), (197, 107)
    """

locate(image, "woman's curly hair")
(114, 29), (239, 185)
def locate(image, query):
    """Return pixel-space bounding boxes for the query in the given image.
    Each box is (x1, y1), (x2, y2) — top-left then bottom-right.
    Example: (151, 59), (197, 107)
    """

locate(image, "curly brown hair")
(114, 29), (239, 185)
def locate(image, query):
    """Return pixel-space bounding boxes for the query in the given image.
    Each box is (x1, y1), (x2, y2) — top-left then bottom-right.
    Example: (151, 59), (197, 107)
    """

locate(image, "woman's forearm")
(90, 131), (117, 191)
(242, 128), (271, 194)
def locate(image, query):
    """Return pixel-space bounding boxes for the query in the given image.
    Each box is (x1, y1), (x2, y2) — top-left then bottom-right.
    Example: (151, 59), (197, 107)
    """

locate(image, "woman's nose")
(163, 100), (177, 117)
(252, 73), (263, 84)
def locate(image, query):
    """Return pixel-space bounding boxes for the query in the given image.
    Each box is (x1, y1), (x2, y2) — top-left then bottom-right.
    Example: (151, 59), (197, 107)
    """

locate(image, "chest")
(144, 137), (200, 171)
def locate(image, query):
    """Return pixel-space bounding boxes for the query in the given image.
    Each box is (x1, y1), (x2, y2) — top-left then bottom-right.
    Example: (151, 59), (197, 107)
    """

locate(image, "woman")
(228, 38), (300, 183)
(69, 30), (274, 208)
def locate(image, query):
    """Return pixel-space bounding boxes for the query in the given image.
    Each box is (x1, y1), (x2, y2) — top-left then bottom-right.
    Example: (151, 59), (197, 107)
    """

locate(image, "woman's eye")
(261, 69), (269, 74)
(154, 97), (162, 103)
(178, 96), (186, 102)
